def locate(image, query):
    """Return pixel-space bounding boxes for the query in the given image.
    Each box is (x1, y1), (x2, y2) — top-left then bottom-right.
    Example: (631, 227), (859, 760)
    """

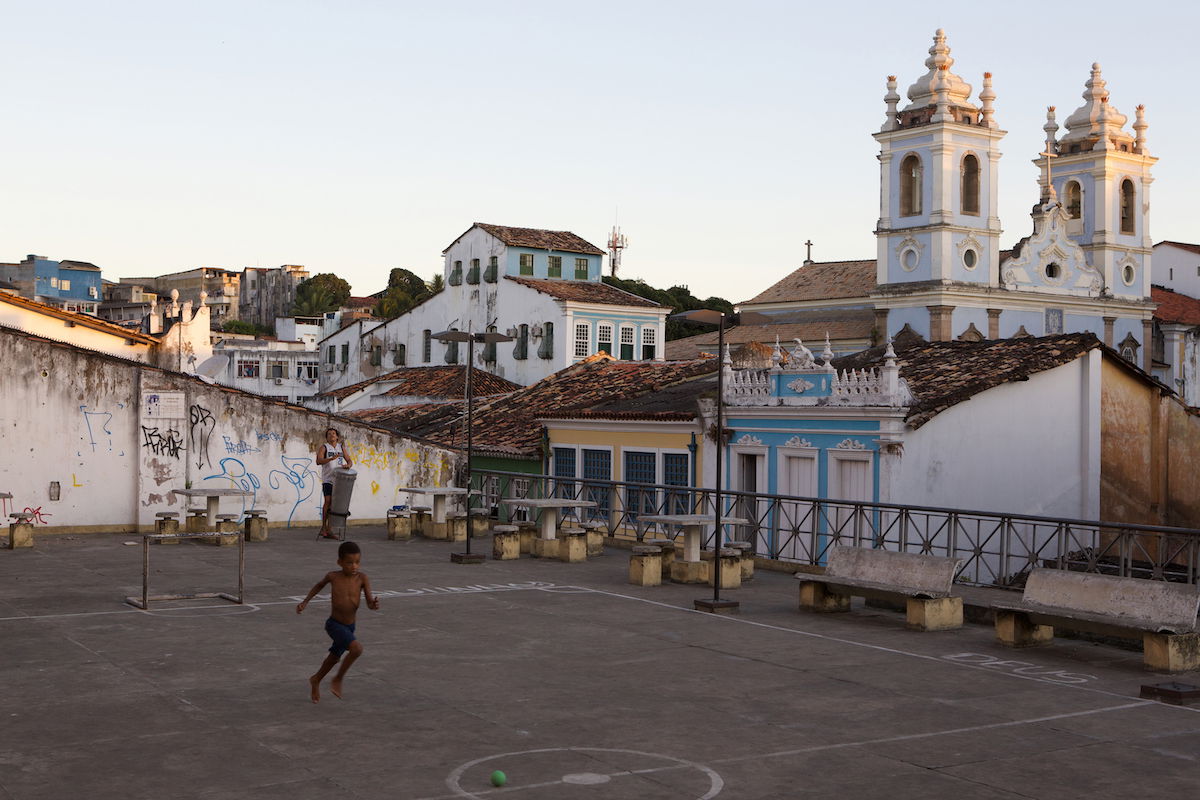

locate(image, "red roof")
(1152, 285), (1200, 326)
(445, 223), (605, 256)
(505, 277), (663, 308)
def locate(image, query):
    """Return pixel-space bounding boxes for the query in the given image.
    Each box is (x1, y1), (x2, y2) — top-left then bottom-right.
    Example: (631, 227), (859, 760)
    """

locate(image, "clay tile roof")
(1152, 285), (1200, 326)
(740, 259), (876, 305)
(347, 356), (714, 457)
(1155, 240), (1200, 256)
(833, 332), (1104, 429)
(505, 276), (664, 308)
(451, 223), (605, 256)
(0, 291), (158, 344)
(317, 366), (521, 401)
(664, 312), (875, 361)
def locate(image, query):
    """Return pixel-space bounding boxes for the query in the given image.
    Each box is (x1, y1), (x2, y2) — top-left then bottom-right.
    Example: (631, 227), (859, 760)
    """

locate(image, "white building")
(207, 317), (324, 403)
(318, 223), (669, 398)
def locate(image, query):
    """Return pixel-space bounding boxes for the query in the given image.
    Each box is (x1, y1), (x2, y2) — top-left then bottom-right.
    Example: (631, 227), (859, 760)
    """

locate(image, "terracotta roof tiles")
(505, 276), (664, 308)
(740, 259), (876, 305)
(664, 313), (875, 361)
(447, 223), (605, 256)
(1152, 285), (1200, 326)
(318, 366), (521, 401)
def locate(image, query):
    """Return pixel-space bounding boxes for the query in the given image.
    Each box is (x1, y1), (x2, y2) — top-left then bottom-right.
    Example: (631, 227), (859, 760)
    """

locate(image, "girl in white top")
(316, 427), (353, 539)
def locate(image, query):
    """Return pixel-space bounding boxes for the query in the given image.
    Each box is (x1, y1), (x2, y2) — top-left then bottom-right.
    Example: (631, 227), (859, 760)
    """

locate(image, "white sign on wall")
(143, 391), (186, 419)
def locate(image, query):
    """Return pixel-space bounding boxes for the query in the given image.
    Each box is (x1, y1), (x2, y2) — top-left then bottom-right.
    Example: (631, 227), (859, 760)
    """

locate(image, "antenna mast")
(607, 225), (628, 277)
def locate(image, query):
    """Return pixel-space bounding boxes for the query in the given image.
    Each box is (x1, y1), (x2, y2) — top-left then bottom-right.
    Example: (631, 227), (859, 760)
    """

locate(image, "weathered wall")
(0, 328), (460, 533)
(1165, 399), (1200, 528)
(1099, 357), (1160, 525)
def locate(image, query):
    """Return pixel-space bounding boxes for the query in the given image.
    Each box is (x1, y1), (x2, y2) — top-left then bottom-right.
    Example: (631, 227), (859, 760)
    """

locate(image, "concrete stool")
(647, 538), (677, 579)
(212, 514), (240, 546)
(411, 506), (435, 538)
(530, 535), (559, 559)
(185, 508), (207, 533)
(243, 509), (269, 543)
(727, 540), (754, 581)
(386, 508), (412, 541)
(629, 545), (662, 586)
(469, 510), (490, 538)
(154, 511), (180, 543)
(446, 511), (468, 542)
(516, 521), (537, 554)
(707, 548), (742, 590)
(559, 527), (587, 563)
(8, 513), (34, 549)
(492, 524), (520, 560)
(582, 520), (606, 556)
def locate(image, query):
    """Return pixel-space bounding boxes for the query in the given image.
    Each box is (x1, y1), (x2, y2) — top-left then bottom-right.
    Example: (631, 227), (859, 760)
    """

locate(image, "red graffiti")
(22, 506), (52, 525)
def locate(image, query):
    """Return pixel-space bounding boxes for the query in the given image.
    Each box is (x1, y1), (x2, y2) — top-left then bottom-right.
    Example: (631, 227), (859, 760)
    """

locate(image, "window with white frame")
(619, 326), (635, 359)
(597, 323), (613, 355)
(236, 359), (260, 378)
(574, 322), (590, 357)
(297, 361), (319, 380)
(268, 361), (286, 378)
(641, 327), (657, 360)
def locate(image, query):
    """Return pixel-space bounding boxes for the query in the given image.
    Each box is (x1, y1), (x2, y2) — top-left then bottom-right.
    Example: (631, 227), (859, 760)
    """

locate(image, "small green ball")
(490, 770), (506, 787)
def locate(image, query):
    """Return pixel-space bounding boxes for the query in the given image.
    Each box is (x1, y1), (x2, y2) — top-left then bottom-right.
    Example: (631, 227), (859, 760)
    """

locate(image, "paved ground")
(1, 527), (1198, 800)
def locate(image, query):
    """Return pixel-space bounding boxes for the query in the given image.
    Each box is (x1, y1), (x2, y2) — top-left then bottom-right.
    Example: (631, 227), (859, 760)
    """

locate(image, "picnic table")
(171, 488), (254, 527)
(639, 513), (749, 563)
(503, 497), (597, 540)
(398, 487), (470, 524)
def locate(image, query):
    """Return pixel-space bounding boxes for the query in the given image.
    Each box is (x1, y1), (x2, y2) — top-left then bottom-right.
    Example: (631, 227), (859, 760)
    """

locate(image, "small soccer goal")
(124, 531), (245, 609)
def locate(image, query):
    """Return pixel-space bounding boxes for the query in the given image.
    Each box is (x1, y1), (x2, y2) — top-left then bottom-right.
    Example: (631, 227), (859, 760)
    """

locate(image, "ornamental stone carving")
(835, 438), (867, 450)
(784, 437), (814, 448)
(736, 434), (764, 446)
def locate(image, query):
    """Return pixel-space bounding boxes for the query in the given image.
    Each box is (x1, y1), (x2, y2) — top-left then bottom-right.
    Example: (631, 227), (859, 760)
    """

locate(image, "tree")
(427, 273), (444, 294)
(221, 319), (272, 336)
(601, 276), (734, 340)
(387, 267), (428, 296)
(373, 267), (435, 320)
(292, 273), (351, 315)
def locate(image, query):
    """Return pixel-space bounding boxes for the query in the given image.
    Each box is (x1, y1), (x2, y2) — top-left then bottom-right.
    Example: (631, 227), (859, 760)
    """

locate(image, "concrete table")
(171, 488), (254, 527)
(504, 498), (597, 540)
(398, 487), (470, 524)
(639, 514), (749, 563)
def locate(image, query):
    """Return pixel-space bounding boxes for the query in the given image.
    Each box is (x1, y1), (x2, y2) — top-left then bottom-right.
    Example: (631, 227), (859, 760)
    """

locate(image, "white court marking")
(439, 746), (723, 800)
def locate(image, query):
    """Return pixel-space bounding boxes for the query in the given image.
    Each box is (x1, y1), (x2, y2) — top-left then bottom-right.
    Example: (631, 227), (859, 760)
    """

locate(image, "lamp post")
(669, 309), (767, 613)
(432, 326), (513, 564)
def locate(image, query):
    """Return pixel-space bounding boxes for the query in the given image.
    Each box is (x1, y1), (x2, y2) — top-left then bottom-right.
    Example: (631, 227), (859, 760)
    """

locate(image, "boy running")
(296, 540), (380, 702)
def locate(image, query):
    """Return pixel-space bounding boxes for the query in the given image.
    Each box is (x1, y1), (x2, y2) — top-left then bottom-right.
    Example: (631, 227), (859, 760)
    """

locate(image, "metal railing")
(473, 469), (1200, 589)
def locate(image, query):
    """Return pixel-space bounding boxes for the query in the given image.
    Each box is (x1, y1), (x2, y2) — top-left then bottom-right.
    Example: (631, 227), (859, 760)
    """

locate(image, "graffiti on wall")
(203, 457), (260, 519)
(79, 404), (125, 456)
(141, 426), (184, 459)
(222, 436), (261, 455)
(22, 506), (52, 525)
(268, 454), (321, 526)
(189, 404), (215, 469)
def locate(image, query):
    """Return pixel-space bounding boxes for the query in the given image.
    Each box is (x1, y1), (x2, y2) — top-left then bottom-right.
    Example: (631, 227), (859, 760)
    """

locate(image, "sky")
(4, 1), (1198, 303)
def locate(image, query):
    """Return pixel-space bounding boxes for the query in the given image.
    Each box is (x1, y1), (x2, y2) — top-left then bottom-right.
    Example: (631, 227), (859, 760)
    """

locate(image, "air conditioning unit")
(530, 324), (543, 337)
(273, 378), (283, 385)
(322, 363), (334, 373)
(505, 327), (518, 337)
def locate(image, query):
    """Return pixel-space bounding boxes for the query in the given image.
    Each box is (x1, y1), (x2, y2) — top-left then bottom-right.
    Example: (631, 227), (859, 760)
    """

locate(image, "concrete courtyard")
(1, 527), (1198, 799)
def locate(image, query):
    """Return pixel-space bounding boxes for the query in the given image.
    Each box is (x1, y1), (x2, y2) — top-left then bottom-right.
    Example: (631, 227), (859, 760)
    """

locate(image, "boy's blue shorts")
(325, 617), (356, 657)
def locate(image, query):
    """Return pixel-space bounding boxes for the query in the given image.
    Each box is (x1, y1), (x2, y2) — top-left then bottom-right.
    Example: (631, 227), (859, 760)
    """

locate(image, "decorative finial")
(822, 334), (834, 366)
(883, 75), (900, 131)
(979, 71), (996, 127)
(931, 64), (952, 122)
(1134, 103), (1148, 153)
(884, 336), (897, 364)
(1043, 105), (1059, 152)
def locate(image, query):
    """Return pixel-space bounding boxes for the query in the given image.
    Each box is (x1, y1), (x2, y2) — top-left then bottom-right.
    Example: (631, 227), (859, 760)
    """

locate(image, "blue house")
(0, 254), (102, 314)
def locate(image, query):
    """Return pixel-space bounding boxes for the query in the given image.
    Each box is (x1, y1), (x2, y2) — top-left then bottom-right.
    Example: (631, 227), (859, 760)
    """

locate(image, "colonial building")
(238, 264), (310, 328)
(318, 223), (669, 397)
(729, 31), (1160, 375)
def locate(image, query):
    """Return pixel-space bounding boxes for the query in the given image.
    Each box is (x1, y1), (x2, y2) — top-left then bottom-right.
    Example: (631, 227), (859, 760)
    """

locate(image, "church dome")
(903, 29), (978, 113)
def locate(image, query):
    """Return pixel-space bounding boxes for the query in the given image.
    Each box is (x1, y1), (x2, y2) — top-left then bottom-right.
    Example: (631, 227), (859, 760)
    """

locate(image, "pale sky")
(3, 1), (1196, 302)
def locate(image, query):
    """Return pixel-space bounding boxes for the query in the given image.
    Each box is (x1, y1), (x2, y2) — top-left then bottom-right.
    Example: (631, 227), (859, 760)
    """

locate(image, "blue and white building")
(0, 254), (102, 314)
(318, 223), (669, 398)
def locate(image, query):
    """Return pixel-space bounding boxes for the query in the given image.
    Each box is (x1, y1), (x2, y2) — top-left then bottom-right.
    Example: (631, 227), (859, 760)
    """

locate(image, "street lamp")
(432, 326), (513, 564)
(669, 309), (768, 613)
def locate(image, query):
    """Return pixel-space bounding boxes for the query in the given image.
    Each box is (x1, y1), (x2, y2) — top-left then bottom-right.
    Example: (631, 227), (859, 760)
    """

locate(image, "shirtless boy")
(296, 540), (380, 702)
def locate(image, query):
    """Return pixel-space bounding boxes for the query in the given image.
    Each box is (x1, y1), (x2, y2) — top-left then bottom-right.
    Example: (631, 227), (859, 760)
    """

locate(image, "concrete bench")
(469, 509), (491, 539)
(410, 506), (433, 538)
(727, 540), (754, 581)
(558, 527), (587, 563)
(708, 548), (742, 590)
(8, 513), (34, 549)
(516, 521), (537, 554)
(445, 510), (468, 542)
(242, 509), (268, 543)
(796, 547), (965, 631)
(492, 524), (520, 560)
(185, 508), (208, 533)
(387, 508), (412, 541)
(629, 545), (662, 586)
(154, 511), (180, 519)
(582, 520), (606, 556)
(993, 569), (1200, 673)
(154, 511), (181, 542)
(647, 538), (676, 579)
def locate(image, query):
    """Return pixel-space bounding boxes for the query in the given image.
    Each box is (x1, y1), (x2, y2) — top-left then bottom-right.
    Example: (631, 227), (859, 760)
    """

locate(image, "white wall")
(888, 357), (1096, 518)
(1152, 243), (1200, 297)
(0, 328), (461, 533)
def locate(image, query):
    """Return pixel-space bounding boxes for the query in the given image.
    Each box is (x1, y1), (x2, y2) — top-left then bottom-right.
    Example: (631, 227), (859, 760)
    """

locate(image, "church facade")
(740, 30), (1159, 373)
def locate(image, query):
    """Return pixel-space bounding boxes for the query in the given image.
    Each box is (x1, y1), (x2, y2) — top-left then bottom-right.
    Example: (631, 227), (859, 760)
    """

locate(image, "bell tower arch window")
(1065, 181), (1082, 219)
(1120, 179), (1136, 234)
(900, 154), (922, 217)
(960, 154), (980, 215)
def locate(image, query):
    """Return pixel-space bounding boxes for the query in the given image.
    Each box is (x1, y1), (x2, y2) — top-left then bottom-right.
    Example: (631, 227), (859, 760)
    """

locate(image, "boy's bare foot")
(330, 677), (344, 699)
(309, 676), (321, 703)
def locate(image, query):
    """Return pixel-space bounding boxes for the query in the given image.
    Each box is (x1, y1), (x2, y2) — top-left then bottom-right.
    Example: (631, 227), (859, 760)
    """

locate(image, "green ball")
(490, 770), (506, 787)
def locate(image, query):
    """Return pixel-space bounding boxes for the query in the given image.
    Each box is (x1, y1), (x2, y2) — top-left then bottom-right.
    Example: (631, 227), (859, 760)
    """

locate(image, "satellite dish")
(195, 354), (229, 378)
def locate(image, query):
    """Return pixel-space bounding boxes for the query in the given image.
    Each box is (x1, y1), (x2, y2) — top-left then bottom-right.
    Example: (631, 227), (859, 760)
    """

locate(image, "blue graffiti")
(203, 458), (261, 521)
(222, 436), (261, 455)
(79, 405), (115, 454)
(256, 431), (283, 443)
(268, 455), (320, 527)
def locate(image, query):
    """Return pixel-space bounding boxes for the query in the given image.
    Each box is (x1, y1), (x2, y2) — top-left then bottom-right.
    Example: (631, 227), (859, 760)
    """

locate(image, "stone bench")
(796, 547), (965, 631)
(445, 510), (468, 542)
(410, 506), (433, 538)
(582, 520), (606, 556)
(185, 508), (208, 533)
(469, 509), (491, 539)
(387, 508), (412, 541)
(993, 568), (1200, 673)
(516, 521), (537, 554)
(629, 545), (662, 586)
(707, 548), (742, 590)
(492, 525), (520, 560)
(647, 538), (676, 580)
(727, 540), (754, 581)
(154, 511), (180, 543)
(8, 513), (34, 549)
(243, 509), (268, 543)
(558, 527), (587, 563)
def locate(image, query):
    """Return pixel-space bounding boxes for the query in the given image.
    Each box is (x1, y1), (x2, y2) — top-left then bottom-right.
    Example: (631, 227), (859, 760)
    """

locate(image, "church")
(703, 30), (1159, 374)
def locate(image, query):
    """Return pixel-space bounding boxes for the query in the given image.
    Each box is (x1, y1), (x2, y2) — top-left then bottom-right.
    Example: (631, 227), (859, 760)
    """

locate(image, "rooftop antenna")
(607, 225), (628, 278)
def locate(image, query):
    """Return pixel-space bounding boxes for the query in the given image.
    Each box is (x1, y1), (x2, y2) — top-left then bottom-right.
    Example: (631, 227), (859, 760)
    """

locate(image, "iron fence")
(473, 468), (1200, 589)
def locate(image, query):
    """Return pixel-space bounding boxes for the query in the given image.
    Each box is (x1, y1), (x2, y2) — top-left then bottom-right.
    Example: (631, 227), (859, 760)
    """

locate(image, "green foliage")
(386, 267), (428, 296)
(292, 273), (351, 315)
(371, 268), (447, 320)
(601, 276), (734, 340)
(428, 273), (444, 294)
(221, 319), (272, 336)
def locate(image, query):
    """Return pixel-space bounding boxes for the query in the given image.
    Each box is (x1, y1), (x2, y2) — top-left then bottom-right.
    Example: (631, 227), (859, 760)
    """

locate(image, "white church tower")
(872, 29), (1006, 341)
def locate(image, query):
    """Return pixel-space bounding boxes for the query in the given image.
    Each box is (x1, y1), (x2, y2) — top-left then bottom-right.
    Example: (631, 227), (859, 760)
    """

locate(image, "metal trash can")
(329, 468), (357, 526)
